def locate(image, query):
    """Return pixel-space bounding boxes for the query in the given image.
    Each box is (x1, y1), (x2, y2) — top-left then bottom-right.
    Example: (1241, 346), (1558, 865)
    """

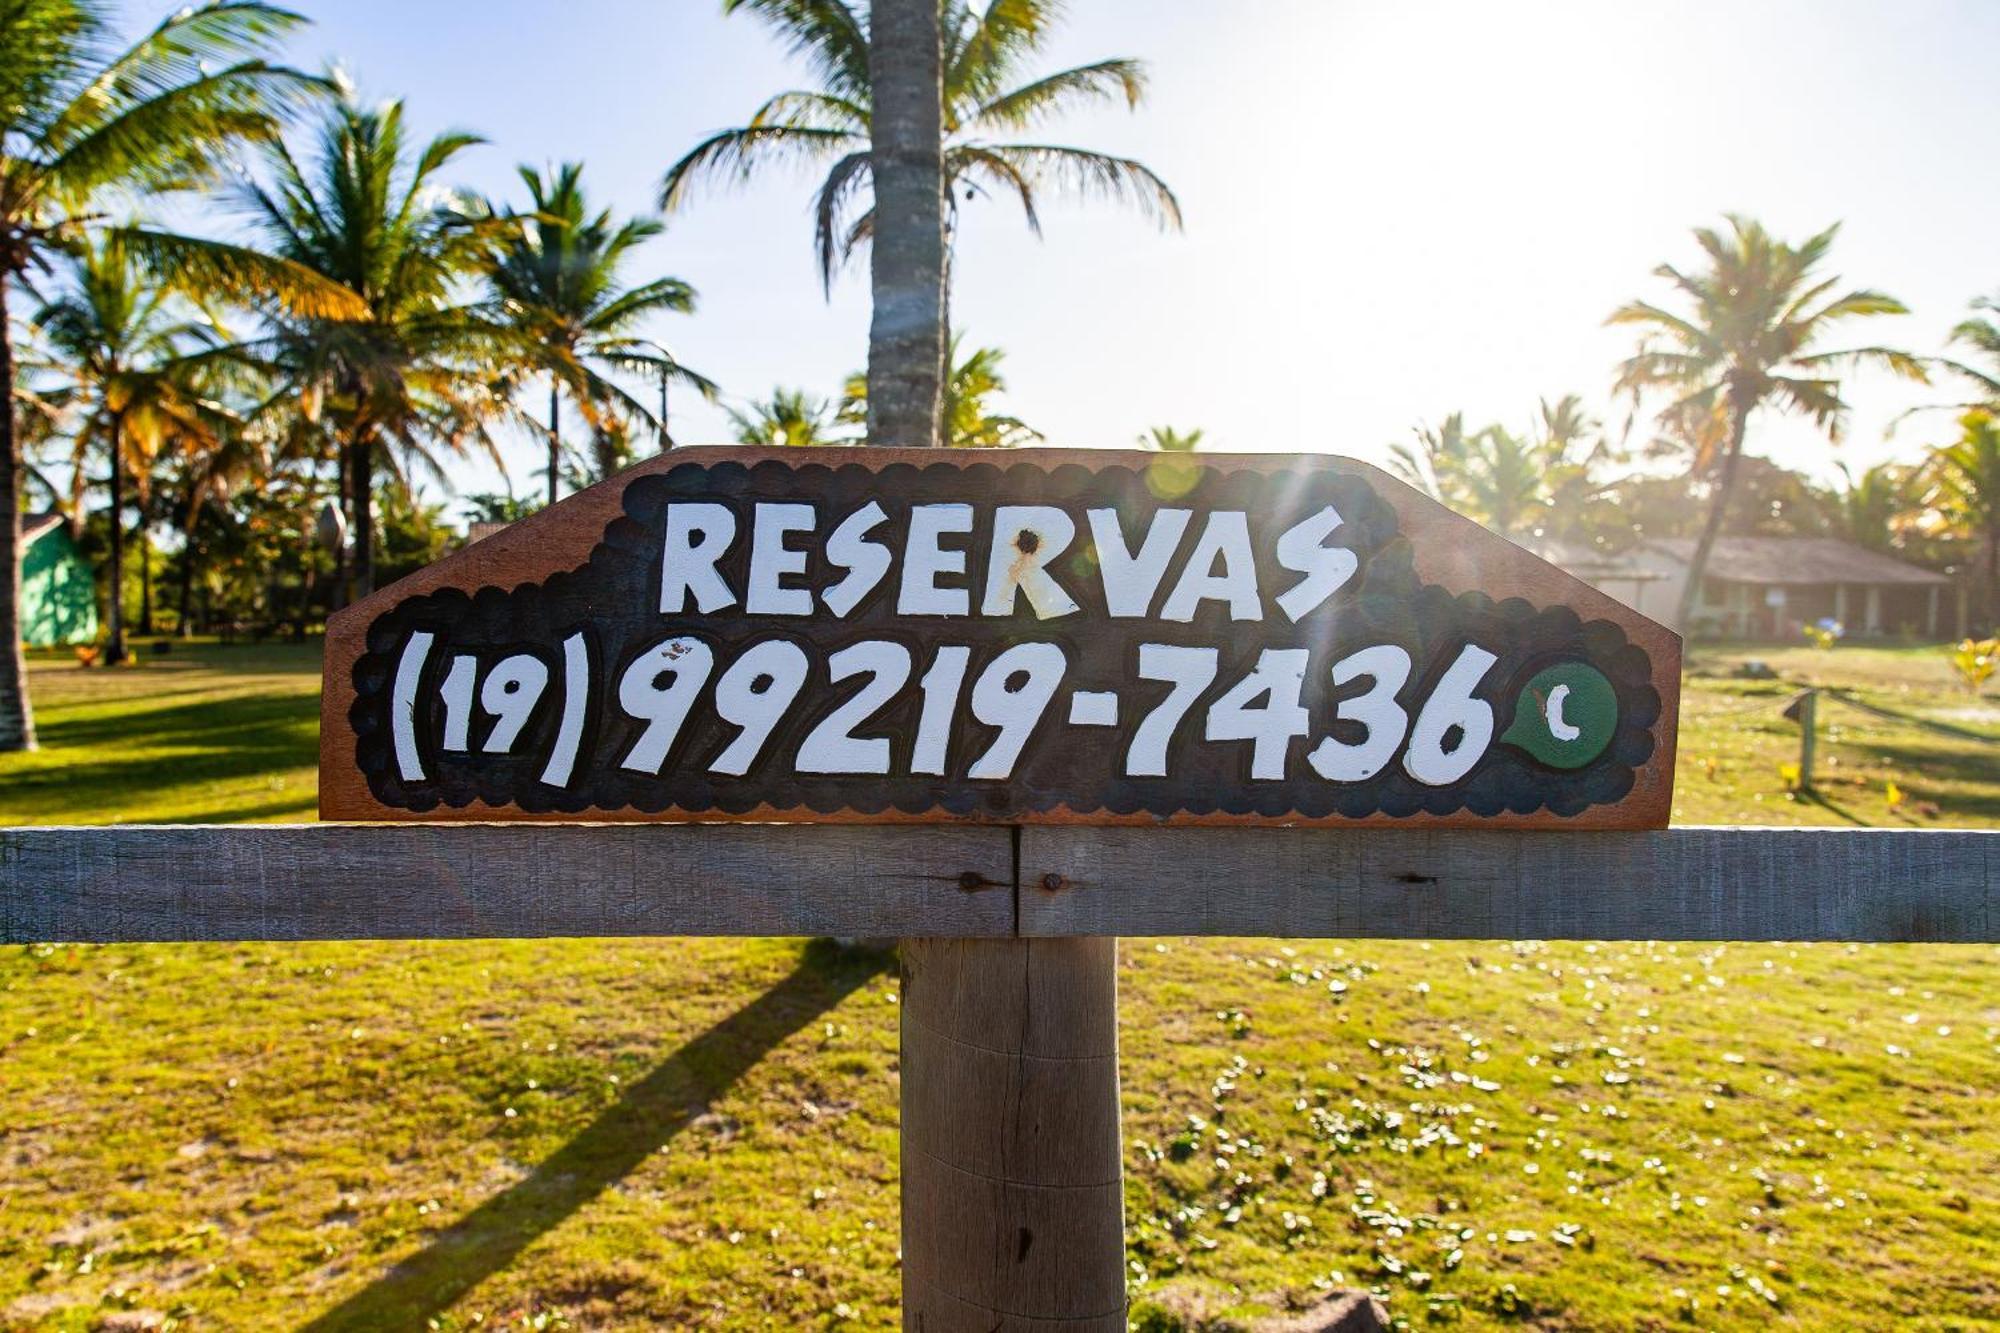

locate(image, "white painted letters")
(659, 503), (737, 614)
(746, 503), (815, 616)
(822, 501), (891, 618)
(981, 506), (1081, 619)
(1160, 511), (1262, 622)
(897, 504), (974, 617)
(1088, 507), (1191, 618)
(1274, 505), (1357, 622)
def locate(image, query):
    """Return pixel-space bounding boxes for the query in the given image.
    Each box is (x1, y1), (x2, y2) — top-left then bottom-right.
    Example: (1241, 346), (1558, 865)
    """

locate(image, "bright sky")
(128, 0), (2000, 515)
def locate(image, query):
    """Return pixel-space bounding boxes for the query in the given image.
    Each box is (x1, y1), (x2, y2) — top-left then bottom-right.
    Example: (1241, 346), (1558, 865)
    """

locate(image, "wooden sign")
(320, 447), (1679, 828)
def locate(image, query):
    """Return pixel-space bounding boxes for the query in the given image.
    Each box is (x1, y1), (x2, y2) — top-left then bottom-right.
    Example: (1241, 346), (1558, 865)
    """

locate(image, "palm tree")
(1454, 426), (1551, 538)
(659, 0), (1181, 302)
(841, 338), (1039, 446)
(30, 237), (238, 662)
(166, 411), (264, 636)
(1387, 412), (1477, 505)
(1532, 394), (1621, 545)
(1939, 292), (2000, 407)
(481, 162), (717, 504)
(1388, 398), (1617, 542)
(0, 0), (353, 750)
(1822, 461), (1918, 554)
(1609, 215), (1925, 629)
(238, 91), (514, 602)
(1927, 411), (2000, 629)
(727, 387), (847, 446)
(1141, 425), (1202, 452)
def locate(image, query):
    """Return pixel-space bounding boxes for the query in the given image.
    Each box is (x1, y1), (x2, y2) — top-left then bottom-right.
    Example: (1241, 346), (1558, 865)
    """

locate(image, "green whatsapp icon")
(1502, 662), (1618, 769)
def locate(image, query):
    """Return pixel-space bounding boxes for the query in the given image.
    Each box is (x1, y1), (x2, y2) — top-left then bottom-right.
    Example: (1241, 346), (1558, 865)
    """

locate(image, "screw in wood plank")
(1039, 872), (1069, 894)
(957, 870), (1000, 893)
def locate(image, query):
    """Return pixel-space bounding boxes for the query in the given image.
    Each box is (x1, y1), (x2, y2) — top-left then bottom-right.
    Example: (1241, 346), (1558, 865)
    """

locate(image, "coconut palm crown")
(727, 386), (845, 447)
(1926, 411), (2000, 628)
(480, 162), (717, 503)
(1940, 291), (2000, 408)
(235, 89), (515, 601)
(0, 0), (355, 751)
(660, 0), (1182, 294)
(1608, 214), (1925, 628)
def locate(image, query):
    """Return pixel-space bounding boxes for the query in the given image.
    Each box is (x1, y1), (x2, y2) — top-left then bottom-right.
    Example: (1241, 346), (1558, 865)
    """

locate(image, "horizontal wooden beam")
(1021, 826), (1996, 942)
(1, 825), (1992, 945)
(0, 824), (1014, 943)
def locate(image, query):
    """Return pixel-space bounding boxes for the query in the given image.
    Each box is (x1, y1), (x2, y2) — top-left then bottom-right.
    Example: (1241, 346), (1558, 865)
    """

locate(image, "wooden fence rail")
(2, 824), (1992, 944)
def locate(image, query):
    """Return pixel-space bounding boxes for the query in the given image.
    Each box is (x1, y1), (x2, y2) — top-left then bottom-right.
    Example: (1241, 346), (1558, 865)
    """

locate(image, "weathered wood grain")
(3, 825), (1992, 944)
(0, 824), (1012, 942)
(1020, 826), (1997, 941)
(900, 937), (1126, 1327)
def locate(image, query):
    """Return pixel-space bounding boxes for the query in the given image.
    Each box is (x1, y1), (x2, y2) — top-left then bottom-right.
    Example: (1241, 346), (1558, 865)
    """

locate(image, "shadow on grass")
(166, 794), (319, 825)
(1798, 788), (1871, 826)
(3, 693), (319, 821)
(299, 940), (889, 1333)
(1824, 688), (2000, 744)
(1849, 738), (2000, 822)
(40, 691), (316, 752)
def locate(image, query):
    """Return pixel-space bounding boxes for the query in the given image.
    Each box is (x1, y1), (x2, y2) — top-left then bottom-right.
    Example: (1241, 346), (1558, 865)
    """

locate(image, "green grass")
(0, 640), (1996, 1331)
(3, 641), (319, 825)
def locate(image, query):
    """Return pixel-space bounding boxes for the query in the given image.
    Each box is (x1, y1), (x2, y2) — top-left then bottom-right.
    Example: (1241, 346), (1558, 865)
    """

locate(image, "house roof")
(1648, 537), (1948, 587)
(464, 520), (512, 546)
(1524, 538), (1671, 582)
(22, 512), (65, 545)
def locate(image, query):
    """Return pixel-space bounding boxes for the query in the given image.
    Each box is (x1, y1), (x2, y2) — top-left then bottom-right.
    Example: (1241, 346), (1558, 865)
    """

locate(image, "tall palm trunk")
(345, 434), (375, 601)
(176, 489), (196, 638)
(1675, 397), (1752, 633)
(0, 270), (34, 750)
(105, 417), (126, 664)
(1985, 517), (1998, 631)
(548, 381), (561, 505)
(295, 518), (315, 642)
(865, 0), (945, 448)
(331, 448), (350, 610)
(138, 521), (154, 636)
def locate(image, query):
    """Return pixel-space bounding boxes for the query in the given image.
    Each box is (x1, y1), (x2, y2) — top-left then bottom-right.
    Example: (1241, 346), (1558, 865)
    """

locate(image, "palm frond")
(114, 227), (369, 320)
(1791, 344), (1930, 383)
(41, 1), (309, 146)
(946, 0), (1066, 106)
(723, 0), (869, 99)
(597, 348), (722, 401)
(587, 277), (698, 333)
(966, 58), (1146, 132)
(812, 150), (871, 291)
(970, 142), (1181, 230)
(748, 89), (867, 131)
(40, 62), (318, 203)
(948, 144), (1040, 233)
(1603, 299), (1711, 349)
(1768, 375), (1849, 432)
(1799, 288), (1908, 327)
(659, 123), (860, 212)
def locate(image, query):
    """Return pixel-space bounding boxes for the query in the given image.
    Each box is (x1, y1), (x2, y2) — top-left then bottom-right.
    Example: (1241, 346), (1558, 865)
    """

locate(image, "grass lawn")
(0, 640), (1996, 1331)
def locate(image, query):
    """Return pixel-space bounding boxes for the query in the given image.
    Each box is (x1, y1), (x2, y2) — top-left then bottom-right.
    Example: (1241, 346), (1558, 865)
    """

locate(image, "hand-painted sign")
(320, 448), (1679, 827)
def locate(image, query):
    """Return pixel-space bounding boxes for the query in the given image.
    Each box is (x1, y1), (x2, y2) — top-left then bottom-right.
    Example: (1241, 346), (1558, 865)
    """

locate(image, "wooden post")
(1798, 688), (1818, 791)
(899, 937), (1126, 1330)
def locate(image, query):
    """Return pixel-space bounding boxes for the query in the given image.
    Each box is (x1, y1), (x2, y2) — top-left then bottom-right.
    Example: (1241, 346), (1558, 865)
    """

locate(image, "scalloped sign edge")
(319, 446), (1679, 829)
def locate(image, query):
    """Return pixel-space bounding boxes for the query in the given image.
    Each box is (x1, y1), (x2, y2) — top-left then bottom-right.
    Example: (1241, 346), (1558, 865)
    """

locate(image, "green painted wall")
(21, 522), (98, 647)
